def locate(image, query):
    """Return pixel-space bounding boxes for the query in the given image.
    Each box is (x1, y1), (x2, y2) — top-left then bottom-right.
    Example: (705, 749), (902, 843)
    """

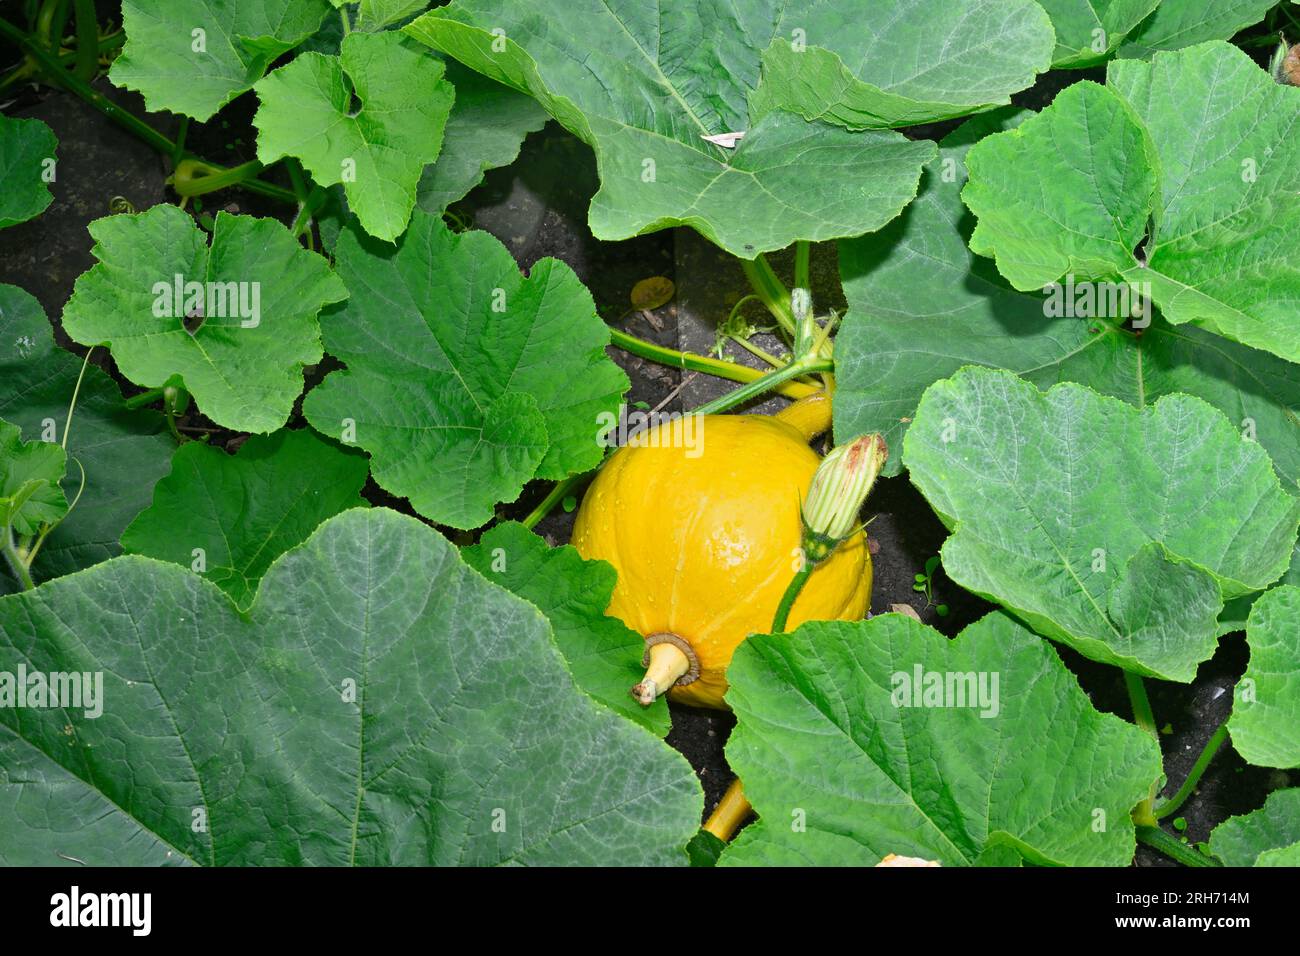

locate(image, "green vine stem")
(0, 16), (296, 205)
(2, 527), (35, 591)
(1125, 671), (1161, 826)
(172, 158), (295, 204)
(521, 470), (592, 531)
(609, 328), (816, 400)
(70, 0), (96, 80)
(692, 356), (832, 417)
(123, 386), (165, 409)
(1156, 721), (1230, 819)
(793, 240), (810, 294)
(1135, 826), (1222, 867)
(771, 565), (812, 632)
(740, 254), (795, 337)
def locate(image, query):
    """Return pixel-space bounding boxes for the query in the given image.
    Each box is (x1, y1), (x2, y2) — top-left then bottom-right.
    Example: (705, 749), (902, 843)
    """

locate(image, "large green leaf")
(0, 116), (56, 230)
(750, 0), (1055, 127)
(463, 523), (669, 735)
(254, 32), (454, 242)
(1118, 0), (1278, 59)
(1208, 789), (1300, 866)
(357, 0), (430, 30)
(0, 508), (701, 865)
(415, 60), (548, 215)
(404, 1), (941, 257)
(62, 205), (348, 434)
(903, 367), (1300, 681)
(1037, 0), (1161, 67)
(0, 419), (66, 537)
(1229, 586), (1300, 769)
(0, 285), (171, 593)
(303, 211), (626, 529)
(963, 43), (1300, 364)
(120, 429), (368, 608)
(109, 0), (332, 121)
(719, 612), (1161, 866)
(833, 110), (1300, 490)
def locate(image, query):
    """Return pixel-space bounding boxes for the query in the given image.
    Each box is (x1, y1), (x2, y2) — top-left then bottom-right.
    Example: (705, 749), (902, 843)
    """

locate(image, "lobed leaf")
(833, 110), (1300, 492)
(61, 205), (348, 434)
(110, 0), (332, 121)
(719, 612), (1161, 866)
(254, 32), (455, 242)
(303, 210), (626, 530)
(963, 43), (1300, 363)
(902, 367), (1300, 681)
(0, 508), (701, 865)
(404, 0), (942, 257)
(120, 428), (368, 608)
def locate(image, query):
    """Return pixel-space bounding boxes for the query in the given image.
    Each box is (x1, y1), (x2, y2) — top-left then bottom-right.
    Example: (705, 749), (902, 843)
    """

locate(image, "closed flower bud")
(800, 433), (887, 563)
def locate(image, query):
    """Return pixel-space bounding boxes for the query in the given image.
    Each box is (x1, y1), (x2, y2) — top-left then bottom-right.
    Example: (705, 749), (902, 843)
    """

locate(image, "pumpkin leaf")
(719, 612), (1161, 866)
(1229, 586), (1300, 769)
(1117, 0), (1278, 60)
(750, 0), (1055, 128)
(120, 429), (368, 609)
(414, 60), (548, 215)
(0, 418), (66, 538)
(303, 210), (626, 530)
(0, 285), (171, 593)
(109, 0), (332, 121)
(963, 42), (1300, 364)
(404, 0), (941, 257)
(833, 110), (1300, 489)
(462, 522), (669, 736)
(902, 367), (1300, 681)
(1208, 789), (1300, 866)
(0, 508), (701, 865)
(1037, 0), (1161, 67)
(61, 205), (348, 434)
(0, 116), (56, 230)
(254, 32), (455, 242)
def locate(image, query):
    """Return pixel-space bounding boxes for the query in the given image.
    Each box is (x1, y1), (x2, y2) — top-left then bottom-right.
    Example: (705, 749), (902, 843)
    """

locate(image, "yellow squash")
(571, 394), (871, 709)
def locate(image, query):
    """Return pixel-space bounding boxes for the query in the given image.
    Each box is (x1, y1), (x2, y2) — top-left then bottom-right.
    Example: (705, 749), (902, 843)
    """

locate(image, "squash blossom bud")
(800, 433), (887, 564)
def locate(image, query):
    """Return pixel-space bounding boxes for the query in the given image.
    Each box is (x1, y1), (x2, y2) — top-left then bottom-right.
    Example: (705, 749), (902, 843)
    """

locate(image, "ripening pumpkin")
(571, 394), (871, 710)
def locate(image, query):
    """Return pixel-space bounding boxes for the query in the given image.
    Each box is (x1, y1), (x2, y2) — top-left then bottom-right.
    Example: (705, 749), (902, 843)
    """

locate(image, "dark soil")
(2, 6), (1294, 865)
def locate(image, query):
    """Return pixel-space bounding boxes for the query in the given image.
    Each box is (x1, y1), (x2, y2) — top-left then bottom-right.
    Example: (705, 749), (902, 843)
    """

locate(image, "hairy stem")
(740, 255), (795, 337)
(3, 528), (35, 591)
(1135, 825), (1221, 868)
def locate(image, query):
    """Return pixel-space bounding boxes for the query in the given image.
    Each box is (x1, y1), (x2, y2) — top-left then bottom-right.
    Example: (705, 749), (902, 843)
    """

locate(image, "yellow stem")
(631, 641), (691, 706)
(703, 779), (753, 843)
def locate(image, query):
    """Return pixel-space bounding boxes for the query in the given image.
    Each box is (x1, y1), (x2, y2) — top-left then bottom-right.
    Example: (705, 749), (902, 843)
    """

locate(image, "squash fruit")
(571, 394), (871, 710)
